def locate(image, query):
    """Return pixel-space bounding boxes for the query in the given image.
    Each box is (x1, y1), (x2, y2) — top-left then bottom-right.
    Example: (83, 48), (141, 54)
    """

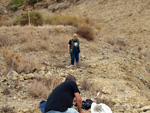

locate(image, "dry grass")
(27, 76), (62, 99)
(22, 41), (38, 52)
(0, 35), (12, 47)
(2, 49), (40, 74)
(80, 78), (91, 90)
(27, 81), (49, 99)
(77, 25), (95, 41)
(0, 15), (9, 26)
(44, 15), (91, 27)
(1, 87), (10, 95)
(0, 105), (14, 113)
(22, 40), (49, 52)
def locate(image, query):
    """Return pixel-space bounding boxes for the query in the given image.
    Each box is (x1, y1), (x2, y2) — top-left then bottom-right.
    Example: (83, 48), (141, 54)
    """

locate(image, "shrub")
(77, 25), (95, 41)
(44, 15), (87, 27)
(27, 0), (44, 5)
(0, 105), (14, 113)
(2, 49), (40, 74)
(7, 0), (24, 11)
(27, 77), (61, 98)
(1, 87), (10, 95)
(0, 35), (11, 47)
(27, 81), (49, 98)
(13, 10), (43, 26)
(80, 78), (91, 90)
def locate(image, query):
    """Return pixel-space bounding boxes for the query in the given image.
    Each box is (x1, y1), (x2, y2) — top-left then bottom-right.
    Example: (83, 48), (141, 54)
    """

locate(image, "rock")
(101, 86), (112, 94)
(138, 105), (150, 112)
(7, 71), (19, 80)
(7, 80), (14, 86)
(117, 105), (128, 111)
(45, 71), (52, 77)
(89, 64), (97, 68)
(18, 75), (24, 81)
(81, 54), (86, 59)
(24, 73), (34, 80)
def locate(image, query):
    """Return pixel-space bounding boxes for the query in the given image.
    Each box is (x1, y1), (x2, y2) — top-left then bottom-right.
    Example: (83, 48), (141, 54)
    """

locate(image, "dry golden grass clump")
(44, 15), (92, 27)
(13, 10), (98, 41)
(77, 25), (96, 41)
(2, 49), (40, 74)
(0, 35), (12, 47)
(22, 40), (50, 52)
(80, 78), (91, 90)
(27, 76), (62, 99)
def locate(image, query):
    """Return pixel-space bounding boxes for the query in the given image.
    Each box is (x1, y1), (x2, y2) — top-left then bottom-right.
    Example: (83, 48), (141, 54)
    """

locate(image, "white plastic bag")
(91, 102), (112, 113)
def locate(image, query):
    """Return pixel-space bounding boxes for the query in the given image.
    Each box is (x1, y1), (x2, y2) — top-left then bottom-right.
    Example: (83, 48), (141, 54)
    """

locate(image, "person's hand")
(80, 109), (85, 113)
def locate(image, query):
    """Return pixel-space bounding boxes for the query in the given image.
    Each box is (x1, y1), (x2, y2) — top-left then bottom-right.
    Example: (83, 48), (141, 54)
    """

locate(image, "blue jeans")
(70, 48), (79, 65)
(46, 108), (79, 113)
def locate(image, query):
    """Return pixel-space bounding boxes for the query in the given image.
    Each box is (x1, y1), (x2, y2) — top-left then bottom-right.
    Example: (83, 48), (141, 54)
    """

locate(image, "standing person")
(45, 75), (85, 113)
(68, 34), (80, 65)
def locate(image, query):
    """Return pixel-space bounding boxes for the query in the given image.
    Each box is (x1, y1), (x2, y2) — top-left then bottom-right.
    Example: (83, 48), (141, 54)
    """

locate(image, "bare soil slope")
(1, 0), (150, 113)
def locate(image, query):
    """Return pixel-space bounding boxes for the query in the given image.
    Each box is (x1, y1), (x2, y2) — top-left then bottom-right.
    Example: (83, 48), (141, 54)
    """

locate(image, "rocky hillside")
(0, 0), (150, 113)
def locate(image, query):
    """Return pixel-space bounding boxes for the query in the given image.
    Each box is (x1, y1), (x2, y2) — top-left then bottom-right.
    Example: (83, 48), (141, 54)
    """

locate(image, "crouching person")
(45, 75), (85, 113)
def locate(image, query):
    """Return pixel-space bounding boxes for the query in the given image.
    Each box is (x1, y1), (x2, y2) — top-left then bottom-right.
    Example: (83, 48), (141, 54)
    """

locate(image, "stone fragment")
(7, 71), (19, 80)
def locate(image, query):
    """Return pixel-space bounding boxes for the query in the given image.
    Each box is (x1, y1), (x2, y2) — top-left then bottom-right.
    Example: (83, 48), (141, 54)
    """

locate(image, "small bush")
(77, 25), (95, 41)
(80, 78), (91, 90)
(27, 81), (49, 98)
(0, 35), (11, 47)
(2, 49), (40, 74)
(13, 10), (43, 26)
(0, 105), (14, 113)
(1, 87), (10, 95)
(27, 0), (44, 5)
(22, 41), (38, 52)
(7, 0), (24, 11)
(27, 77), (61, 98)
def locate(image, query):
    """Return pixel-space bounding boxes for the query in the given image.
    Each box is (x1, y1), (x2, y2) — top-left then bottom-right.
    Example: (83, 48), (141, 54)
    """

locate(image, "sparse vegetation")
(27, 0), (44, 6)
(7, 0), (44, 11)
(80, 78), (91, 90)
(2, 49), (40, 74)
(77, 25), (95, 41)
(0, 105), (14, 113)
(7, 0), (24, 11)
(27, 77), (61, 98)
(44, 15), (90, 27)
(0, 35), (11, 47)
(13, 10), (43, 26)
(1, 87), (10, 95)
